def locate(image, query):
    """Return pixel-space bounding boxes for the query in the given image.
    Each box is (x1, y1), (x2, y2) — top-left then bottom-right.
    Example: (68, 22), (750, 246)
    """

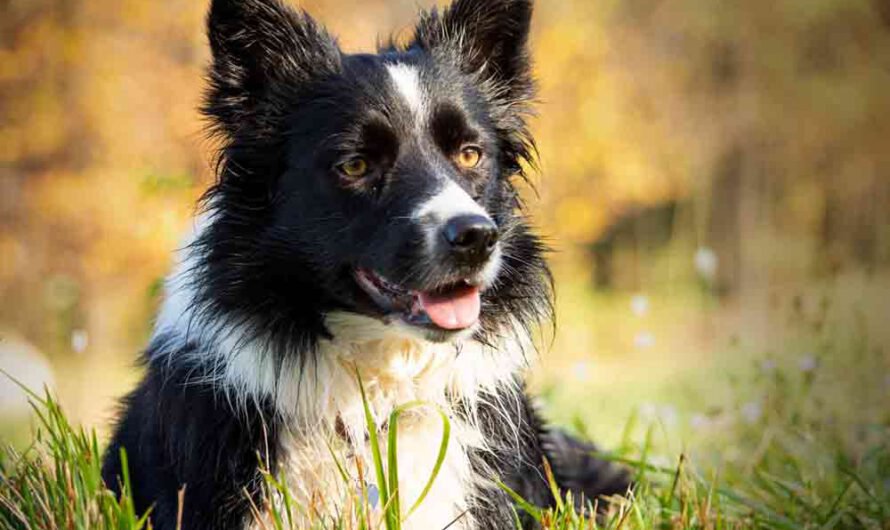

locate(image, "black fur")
(102, 0), (629, 528)
(104, 340), (281, 530)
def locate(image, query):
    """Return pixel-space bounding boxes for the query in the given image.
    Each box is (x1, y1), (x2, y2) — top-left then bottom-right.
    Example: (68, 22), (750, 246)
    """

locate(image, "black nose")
(443, 215), (499, 259)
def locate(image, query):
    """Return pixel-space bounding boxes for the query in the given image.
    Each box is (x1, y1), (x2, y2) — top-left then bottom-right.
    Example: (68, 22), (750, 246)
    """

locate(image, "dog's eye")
(338, 157), (369, 178)
(456, 146), (482, 169)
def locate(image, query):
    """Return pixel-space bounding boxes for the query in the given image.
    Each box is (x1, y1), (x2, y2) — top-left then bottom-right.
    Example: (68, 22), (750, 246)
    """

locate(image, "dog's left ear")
(413, 0), (534, 101)
(204, 0), (341, 137)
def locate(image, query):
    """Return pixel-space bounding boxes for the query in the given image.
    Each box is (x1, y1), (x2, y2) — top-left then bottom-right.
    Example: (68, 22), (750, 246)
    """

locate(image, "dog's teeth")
(409, 296), (424, 316)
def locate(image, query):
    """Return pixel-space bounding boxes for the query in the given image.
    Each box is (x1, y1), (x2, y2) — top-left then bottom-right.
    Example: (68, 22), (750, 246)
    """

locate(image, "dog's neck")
(151, 216), (532, 426)
(153, 295), (530, 427)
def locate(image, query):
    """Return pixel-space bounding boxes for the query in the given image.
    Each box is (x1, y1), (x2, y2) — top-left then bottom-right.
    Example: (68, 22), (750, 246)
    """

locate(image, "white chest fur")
(235, 312), (530, 530)
(273, 402), (478, 529)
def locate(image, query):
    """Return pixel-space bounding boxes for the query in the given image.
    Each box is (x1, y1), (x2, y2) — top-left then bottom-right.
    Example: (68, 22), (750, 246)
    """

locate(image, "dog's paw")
(540, 428), (632, 508)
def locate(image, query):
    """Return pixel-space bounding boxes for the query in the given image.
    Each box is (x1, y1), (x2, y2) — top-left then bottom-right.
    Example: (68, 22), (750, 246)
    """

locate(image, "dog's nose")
(443, 215), (499, 259)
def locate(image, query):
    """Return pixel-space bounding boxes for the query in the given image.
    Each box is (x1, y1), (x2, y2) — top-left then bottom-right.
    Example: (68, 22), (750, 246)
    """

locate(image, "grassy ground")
(1, 274), (888, 529)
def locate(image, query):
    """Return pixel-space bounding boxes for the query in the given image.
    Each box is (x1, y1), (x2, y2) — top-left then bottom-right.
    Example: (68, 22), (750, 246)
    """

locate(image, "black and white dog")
(102, 0), (629, 528)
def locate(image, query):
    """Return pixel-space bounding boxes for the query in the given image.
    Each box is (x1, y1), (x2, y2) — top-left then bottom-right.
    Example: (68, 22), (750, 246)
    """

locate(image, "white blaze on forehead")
(414, 179), (489, 223)
(386, 63), (425, 117)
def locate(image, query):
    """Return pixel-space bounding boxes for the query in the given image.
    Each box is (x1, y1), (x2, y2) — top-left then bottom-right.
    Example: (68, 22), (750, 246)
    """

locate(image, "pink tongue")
(418, 286), (481, 330)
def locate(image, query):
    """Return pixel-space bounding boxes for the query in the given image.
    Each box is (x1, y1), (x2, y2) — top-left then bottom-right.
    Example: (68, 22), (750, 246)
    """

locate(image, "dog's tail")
(541, 428), (632, 508)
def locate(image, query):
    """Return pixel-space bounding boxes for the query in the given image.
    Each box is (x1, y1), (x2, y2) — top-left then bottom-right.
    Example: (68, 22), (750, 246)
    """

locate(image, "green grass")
(1, 301), (888, 529)
(0, 387), (150, 530)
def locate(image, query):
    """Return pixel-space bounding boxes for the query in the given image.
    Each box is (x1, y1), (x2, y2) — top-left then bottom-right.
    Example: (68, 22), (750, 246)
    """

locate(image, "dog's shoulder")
(103, 347), (280, 530)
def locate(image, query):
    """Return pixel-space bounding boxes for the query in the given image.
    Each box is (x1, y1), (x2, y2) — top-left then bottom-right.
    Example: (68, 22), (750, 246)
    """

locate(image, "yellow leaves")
(25, 167), (194, 282)
(0, 234), (25, 285)
(553, 196), (609, 244)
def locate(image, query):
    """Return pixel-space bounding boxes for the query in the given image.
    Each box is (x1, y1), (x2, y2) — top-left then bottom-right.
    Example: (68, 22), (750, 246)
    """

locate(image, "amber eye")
(339, 157), (369, 178)
(456, 146), (483, 169)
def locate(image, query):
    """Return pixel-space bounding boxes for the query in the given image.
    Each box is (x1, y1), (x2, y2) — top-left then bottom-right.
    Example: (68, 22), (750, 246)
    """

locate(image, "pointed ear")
(204, 0), (340, 135)
(413, 0), (534, 100)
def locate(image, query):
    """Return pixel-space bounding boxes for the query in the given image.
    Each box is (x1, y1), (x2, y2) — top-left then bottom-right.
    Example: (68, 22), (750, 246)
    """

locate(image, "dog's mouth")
(354, 268), (482, 332)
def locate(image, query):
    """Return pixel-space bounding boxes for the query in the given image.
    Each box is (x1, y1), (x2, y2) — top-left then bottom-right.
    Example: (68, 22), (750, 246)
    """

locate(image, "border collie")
(102, 0), (629, 528)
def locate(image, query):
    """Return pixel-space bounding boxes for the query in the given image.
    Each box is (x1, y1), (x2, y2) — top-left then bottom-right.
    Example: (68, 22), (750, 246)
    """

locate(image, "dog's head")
(197, 0), (551, 345)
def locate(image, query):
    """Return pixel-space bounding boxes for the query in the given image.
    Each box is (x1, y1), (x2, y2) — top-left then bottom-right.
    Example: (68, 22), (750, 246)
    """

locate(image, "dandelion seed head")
(634, 331), (656, 349)
(659, 405), (678, 427)
(741, 401), (763, 424)
(690, 413), (710, 431)
(639, 402), (658, 419)
(71, 330), (89, 354)
(694, 247), (718, 281)
(630, 294), (650, 317)
(798, 355), (818, 373)
(573, 361), (592, 381)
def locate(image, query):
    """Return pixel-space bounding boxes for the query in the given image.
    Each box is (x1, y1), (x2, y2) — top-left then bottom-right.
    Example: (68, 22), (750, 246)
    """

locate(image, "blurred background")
(1, 0), (888, 464)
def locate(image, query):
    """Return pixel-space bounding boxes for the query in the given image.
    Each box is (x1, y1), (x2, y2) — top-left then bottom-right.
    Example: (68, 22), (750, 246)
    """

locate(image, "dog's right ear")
(204, 0), (341, 136)
(413, 0), (534, 104)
